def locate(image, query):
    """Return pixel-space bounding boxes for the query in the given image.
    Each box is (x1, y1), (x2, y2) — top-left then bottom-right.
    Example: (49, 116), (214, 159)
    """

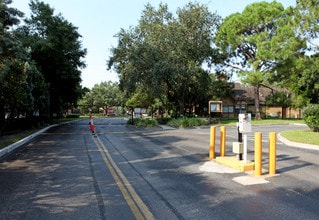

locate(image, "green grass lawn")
(251, 119), (305, 125)
(220, 118), (305, 126)
(280, 130), (319, 146)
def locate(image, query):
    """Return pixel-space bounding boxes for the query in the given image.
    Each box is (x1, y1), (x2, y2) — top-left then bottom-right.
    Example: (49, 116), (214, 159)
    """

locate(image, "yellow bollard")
(220, 126), (226, 157)
(269, 132), (277, 175)
(254, 132), (262, 176)
(209, 126), (216, 159)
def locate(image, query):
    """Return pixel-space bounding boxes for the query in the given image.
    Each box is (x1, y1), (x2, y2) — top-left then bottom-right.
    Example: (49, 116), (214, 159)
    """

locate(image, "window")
(235, 104), (246, 114)
(223, 105), (234, 113)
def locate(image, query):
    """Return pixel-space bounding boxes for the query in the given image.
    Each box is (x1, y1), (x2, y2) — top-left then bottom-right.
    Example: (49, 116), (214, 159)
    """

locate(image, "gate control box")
(238, 113), (252, 133)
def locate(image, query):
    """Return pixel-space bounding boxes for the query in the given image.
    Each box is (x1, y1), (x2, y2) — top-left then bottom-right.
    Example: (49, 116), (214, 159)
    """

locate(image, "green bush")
(303, 104), (319, 132)
(167, 117), (208, 128)
(156, 117), (171, 125)
(305, 116), (319, 132)
(130, 118), (158, 127)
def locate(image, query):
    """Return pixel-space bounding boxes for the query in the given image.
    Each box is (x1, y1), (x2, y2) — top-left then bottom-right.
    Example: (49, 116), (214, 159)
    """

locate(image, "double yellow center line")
(92, 135), (154, 220)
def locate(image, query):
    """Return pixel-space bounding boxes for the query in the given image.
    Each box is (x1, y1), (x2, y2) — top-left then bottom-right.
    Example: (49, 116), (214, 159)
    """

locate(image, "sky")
(11, 0), (296, 89)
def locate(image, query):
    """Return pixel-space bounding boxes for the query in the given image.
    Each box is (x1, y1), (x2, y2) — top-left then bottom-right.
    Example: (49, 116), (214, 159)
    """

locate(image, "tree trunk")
(179, 101), (185, 117)
(0, 104), (5, 136)
(254, 84), (261, 120)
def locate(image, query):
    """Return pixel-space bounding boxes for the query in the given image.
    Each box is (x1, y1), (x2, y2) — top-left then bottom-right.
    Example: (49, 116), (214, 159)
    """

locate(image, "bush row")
(167, 117), (208, 128)
(129, 118), (159, 127)
(127, 117), (209, 128)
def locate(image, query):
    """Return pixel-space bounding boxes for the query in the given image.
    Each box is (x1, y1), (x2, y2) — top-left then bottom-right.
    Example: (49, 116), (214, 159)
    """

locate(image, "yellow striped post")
(254, 132), (262, 176)
(209, 126), (216, 159)
(220, 126), (226, 157)
(269, 132), (277, 175)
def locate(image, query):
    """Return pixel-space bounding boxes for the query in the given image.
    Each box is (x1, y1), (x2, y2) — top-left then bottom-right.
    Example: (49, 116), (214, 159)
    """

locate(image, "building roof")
(233, 83), (287, 104)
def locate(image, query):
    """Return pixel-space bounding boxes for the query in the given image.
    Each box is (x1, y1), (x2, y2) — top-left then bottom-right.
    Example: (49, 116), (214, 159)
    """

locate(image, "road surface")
(0, 118), (318, 219)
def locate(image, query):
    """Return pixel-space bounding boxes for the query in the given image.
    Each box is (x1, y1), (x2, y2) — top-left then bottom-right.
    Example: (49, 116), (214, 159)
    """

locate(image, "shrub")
(167, 117), (208, 128)
(130, 118), (158, 127)
(156, 117), (171, 125)
(305, 116), (319, 132)
(303, 104), (319, 132)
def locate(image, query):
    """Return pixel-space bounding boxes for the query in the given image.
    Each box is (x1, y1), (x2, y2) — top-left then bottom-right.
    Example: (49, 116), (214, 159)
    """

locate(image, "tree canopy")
(0, 0), (35, 133)
(255, 0), (319, 107)
(20, 0), (87, 117)
(78, 81), (125, 114)
(215, 1), (290, 119)
(0, 0), (87, 134)
(108, 3), (222, 116)
(283, 0), (319, 106)
(216, 0), (319, 115)
(108, 1), (319, 118)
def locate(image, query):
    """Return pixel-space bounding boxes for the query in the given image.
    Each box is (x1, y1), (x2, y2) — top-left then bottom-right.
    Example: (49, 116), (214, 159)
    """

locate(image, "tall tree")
(287, 0), (319, 105)
(258, 0), (319, 107)
(108, 3), (220, 116)
(0, 0), (32, 133)
(20, 0), (87, 117)
(215, 1), (287, 119)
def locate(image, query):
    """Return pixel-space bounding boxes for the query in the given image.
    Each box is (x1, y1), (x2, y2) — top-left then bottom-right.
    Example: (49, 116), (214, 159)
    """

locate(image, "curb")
(0, 125), (57, 159)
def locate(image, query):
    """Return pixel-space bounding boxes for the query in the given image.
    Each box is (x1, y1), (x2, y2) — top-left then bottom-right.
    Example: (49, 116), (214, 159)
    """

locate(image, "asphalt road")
(0, 118), (318, 220)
